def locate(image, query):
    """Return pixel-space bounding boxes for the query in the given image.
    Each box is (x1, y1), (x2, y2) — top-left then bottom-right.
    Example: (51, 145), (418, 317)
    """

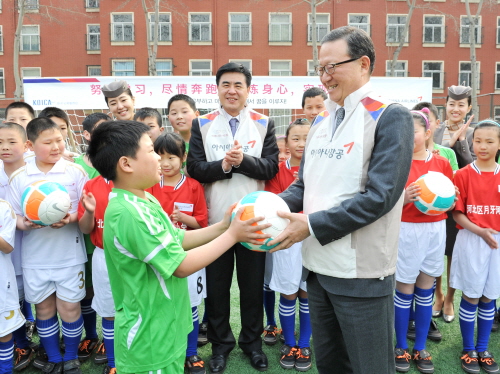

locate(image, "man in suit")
(270, 27), (414, 374)
(187, 62), (279, 373)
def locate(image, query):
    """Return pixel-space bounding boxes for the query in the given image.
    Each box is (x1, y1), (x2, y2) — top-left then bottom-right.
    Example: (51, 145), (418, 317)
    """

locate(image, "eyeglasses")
(314, 57), (360, 76)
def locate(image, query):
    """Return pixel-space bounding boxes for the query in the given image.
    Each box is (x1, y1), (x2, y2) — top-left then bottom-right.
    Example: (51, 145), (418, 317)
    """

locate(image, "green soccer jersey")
(103, 188), (191, 373)
(434, 143), (459, 171)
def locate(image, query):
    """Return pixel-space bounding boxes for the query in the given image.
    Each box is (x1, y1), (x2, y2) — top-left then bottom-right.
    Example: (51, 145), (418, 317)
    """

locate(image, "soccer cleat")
(279, 345), (298, 370)
(26, 321), (36, 341)
(460, 351), (480, 374)
(40, 361), (63, 374)
(427, 320), (442, 342)
(102, 366), (116, 374)
(263, 325), (278, 346)
(77, 337), (99, 362)
(197, 322), (208, 347)
(295, 347), (312, 372)
(412, 349), (434, 374)
(14, 347), (35, 371)
(94, 342), (108, 365)
(407, 320), (416, 340)
(478, 350), (500, 374)
(395, 348), (411, 373)
(63, 358), (82, 374)
(185, 355), (206, 374)
(33, 346), (49, 370)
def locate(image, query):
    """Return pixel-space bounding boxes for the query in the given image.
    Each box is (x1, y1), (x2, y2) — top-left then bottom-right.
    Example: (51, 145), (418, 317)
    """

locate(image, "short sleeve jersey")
(0, 199), (20, 313)
(402, 152), (454, 223)
(7, 158), (88, 269)
(77, 176), (113, 250)
(265, 159), (299, 195)
(454, 162), (500, 231)
(103, 189), (191, 373)
(434, 144), (459, 172)
(147, 174), (208, 230)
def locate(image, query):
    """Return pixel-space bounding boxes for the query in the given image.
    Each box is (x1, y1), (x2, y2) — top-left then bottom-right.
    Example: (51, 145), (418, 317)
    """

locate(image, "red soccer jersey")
(454, 162), (500, 231)
(77, 176), (113, 249)
(147, 174), (208, 230)
(402, 152), (454, 223)
(265, 159), (299, 195)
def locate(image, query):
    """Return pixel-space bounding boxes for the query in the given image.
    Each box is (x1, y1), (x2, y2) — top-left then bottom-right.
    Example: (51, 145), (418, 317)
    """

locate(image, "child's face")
(139, 116), (164, 143)
(427, 111), (439, 135)
(473, 127), (500, 163)
(49, 116), (69, 141)
(0, 129), (27, 163)
(413, 121), (430, 153)
(126, 133), (161, 189)
(159, 151), (185, 178)
(168, 100), (198, 134)
(303, 95), (326, 123)
(277, 139), (290, 163)
(446, 98), (471, 123)
(5, 108), (33, 129)
(286, 125), (310, 161)
(107, 93), (135, 121)
(83, 119), (106, 143)
(29, 128), (65, 165)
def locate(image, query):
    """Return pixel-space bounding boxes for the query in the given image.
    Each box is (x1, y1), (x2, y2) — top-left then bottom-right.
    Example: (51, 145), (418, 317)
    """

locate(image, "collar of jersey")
(26, 157), (66, 175)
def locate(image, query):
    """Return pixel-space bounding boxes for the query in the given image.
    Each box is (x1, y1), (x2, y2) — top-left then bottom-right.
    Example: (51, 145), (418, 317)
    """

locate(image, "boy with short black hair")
(7, 117), (88, 374)
(167, 94), (199, 147)
(134, 107), (164, 143)
(301, 87), (327, 124)
(86, 120), (270, 374)
(5, 102), (36, 129)
(38, 106), (80, 155)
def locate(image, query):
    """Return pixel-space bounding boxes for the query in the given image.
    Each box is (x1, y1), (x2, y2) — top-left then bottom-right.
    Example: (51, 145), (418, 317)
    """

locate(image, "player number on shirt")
(77, 271), (85, 289)
(197, 276), (203, 294)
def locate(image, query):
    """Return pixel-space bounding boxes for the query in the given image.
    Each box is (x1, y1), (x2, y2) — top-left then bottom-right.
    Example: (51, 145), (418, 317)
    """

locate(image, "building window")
(25, 0), (38, 10)
(88, 66), (101, 76)
(386, 15), (408, 43)
(0, 69), (4, 95)
(85, 0), (99, 8)
(189, 13), (211, 42)
(495, 63), (500, 90)
(460, 16), (481, 44)
(386, 61), (407, 77)
(270, 109), (292, 135)
(496, 17), (500, 45)
(307, 60), (316, 76)
(149, 13), (171, 42)
(190, 60), (211, 76)
(156, 60), (173, 76)
(0, 26), (3, 52)
(269, 60), (292, 76)
(423, 16), (444, 43)
(87, 24), (100, 51)
(21, 25), (40, 51)
(308, 14), (330, 42)
(459, 62), (479, 88)
(423, 61), (444, 89)
(229, 13), (251, 42)
(269, 13), (292, 42)
(495, 107), (500, 123)
(348, 14), (370, 35)
(112, 60), (135, 76)
(111, 13), (134, 42)
(21, 67), (41, 77)
(229, 60), (252, 73)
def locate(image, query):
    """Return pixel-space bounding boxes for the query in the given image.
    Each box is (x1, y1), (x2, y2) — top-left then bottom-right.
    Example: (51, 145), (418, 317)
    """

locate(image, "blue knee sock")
(409, 300), (415, 322)
(297, 297), (312, 348)
(12, 324), (30, 349)
(476, 300), (495, 352)
(21, 301), (34, 322)
(37, 315), (63, 363)
(279, 295), (296, 347)
(80, 298), (97, 340)
(394, 290), (413, 350)
(459, 298), (478, 351)
(102, 318), (115, 368)
(61, 315), (84, 361)
(414, 286), (433, 351)
(263, 283), (276, 326)
(186, 307), (199, 357)
(0, 336), (14, 374)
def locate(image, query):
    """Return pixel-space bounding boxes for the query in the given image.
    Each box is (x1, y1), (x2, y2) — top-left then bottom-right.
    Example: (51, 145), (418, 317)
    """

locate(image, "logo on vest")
(310, 142), (355, 159)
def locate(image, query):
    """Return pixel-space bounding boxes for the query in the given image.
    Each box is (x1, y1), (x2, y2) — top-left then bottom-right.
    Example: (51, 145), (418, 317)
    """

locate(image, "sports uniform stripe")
(148, 264), (171, 299)
(0, 345), (13, 360)
(143, 233), (172, 263)
(459, 306), (477, 322)
(124, 194), (162, 235)
(471, 161), (481, 175)
(114, 237), (138, 260)
(495, 164), (500, 175)
(285, 159), (291, 170)
(37, 323), (60, 337)
(174, 174), (186, 191)
(279, 303), (296, 317)
(127, 314), (142, 350)
(61, 324), (84, 338)
(102, 327), (114, 339)
(478, 307), (496, 320)
(394, 294), (412, 309)
(414, 293), (433, 307)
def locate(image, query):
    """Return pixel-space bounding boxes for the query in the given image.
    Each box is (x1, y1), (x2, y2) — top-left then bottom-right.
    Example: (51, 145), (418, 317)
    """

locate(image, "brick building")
(0, 0), (500, 122)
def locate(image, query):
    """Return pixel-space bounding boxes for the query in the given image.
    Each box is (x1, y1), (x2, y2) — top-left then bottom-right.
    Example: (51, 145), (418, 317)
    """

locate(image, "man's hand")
(224, 140), (243, 167)
(268, 211), (310, 253)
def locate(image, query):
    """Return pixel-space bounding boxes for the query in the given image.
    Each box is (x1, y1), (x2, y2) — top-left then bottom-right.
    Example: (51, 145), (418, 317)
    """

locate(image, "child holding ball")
(265, 119), (312, 372)
(394, 110), (454, 374)
(450, 120), (500, 374)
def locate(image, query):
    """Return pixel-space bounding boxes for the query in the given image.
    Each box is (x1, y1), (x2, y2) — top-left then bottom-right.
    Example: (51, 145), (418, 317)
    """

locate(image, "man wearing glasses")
(269, 27), (414, 373)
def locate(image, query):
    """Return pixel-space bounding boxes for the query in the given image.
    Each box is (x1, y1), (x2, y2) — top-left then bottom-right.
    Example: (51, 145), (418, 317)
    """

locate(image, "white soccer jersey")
(0, 199), (20, 313)
(7, 157), (88, 269)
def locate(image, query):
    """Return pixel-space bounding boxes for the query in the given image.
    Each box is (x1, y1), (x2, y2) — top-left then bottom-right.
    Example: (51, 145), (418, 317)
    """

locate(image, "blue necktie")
(229, 118), (238, 137)
(334, 107), (345, 134)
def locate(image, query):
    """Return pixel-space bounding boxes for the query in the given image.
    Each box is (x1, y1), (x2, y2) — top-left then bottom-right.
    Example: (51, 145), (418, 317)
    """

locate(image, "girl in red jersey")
(450, 120), (500, 374)
(265, 119), (312, 372)
(394, 110), (454, 374)
(146, 132), (208, 374)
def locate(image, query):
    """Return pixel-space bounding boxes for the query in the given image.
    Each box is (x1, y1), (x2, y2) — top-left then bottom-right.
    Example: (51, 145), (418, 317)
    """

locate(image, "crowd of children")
(0, 80), (499, 374)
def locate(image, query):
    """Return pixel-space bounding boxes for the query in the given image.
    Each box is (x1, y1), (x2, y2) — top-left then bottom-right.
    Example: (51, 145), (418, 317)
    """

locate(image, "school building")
(0, 0), (500, 124)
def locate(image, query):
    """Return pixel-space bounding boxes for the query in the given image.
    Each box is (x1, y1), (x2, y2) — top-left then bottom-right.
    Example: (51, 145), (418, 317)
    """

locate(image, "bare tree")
(464, 0), (482, 120)
(303, 0), (328, 68)
(13, 1), (26, 101)
(388, 0), (416, 77)
(142, 0), (160, 76)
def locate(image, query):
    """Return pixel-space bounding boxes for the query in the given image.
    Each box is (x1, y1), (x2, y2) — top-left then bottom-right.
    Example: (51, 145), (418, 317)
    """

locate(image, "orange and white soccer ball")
(231, 191), (290, 251)
(413, 172), (455, 216)
(21, 180), (71, 226)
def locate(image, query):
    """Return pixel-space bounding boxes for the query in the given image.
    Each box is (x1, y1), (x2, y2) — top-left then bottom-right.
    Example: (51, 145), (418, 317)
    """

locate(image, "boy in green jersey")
(86, 120), (270, 374)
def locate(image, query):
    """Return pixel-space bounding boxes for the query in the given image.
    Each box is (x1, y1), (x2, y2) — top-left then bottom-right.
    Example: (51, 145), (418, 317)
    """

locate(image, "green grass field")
(20, 272), (500, 374)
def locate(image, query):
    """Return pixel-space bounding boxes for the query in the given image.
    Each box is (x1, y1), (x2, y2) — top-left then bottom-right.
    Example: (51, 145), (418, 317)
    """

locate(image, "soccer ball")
(21, 180), (71, 226)
(413, 172), (455, 216)
(231, 191), (290, 252)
